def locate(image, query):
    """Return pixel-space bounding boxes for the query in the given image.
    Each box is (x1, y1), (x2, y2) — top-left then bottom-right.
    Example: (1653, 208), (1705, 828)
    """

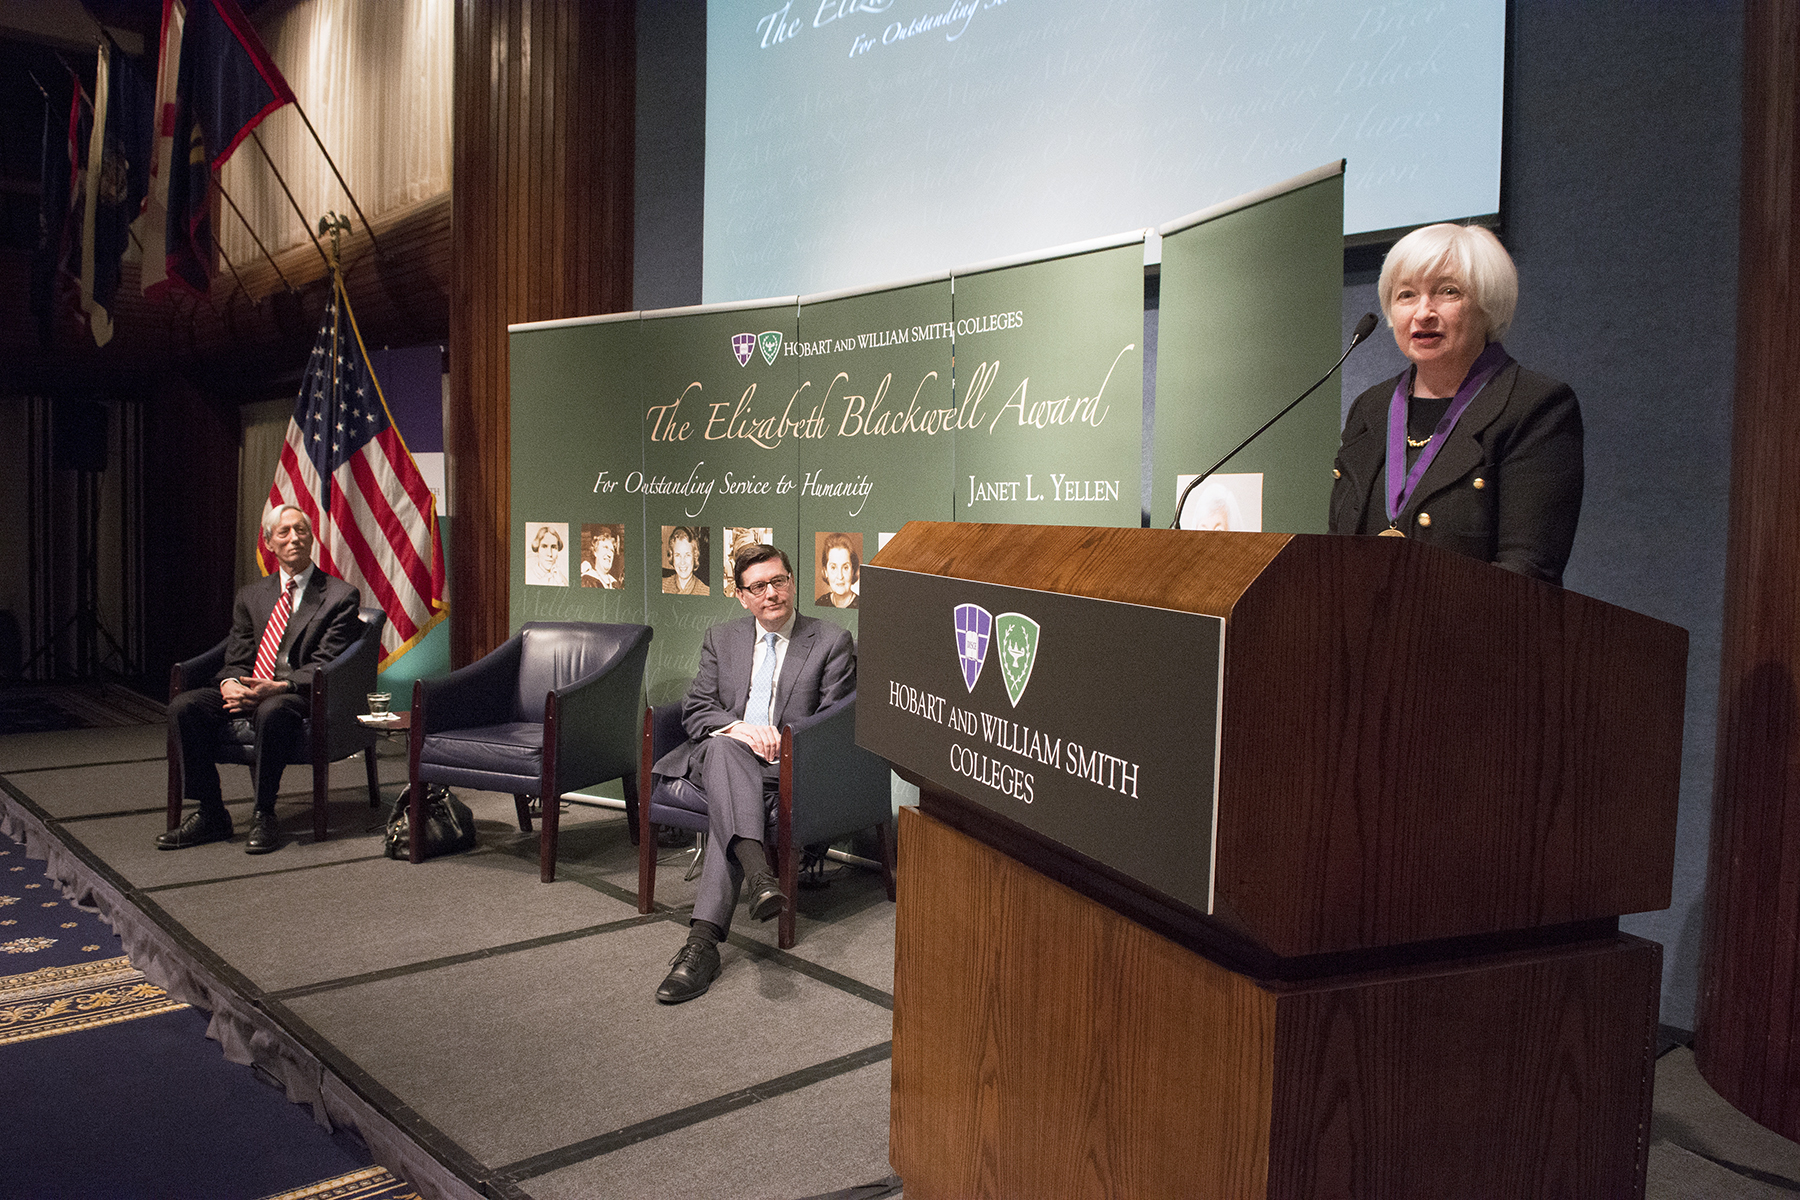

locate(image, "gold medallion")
(1378, 527), (1406, 538)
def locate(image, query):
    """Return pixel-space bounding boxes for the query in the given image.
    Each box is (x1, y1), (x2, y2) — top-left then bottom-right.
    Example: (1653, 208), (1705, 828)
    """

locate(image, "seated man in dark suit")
(160, 504), (363, 855)
(652, 542), (856, 1003)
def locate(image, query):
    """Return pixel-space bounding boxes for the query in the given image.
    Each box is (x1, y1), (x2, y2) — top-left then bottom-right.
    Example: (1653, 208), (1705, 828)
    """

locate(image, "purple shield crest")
(954, 604), (992, 693)
(731, 332), (756, 367)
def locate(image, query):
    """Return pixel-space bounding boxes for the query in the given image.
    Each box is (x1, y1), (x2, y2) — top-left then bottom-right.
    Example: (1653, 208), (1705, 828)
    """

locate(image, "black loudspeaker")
(54, 400), (109, 472)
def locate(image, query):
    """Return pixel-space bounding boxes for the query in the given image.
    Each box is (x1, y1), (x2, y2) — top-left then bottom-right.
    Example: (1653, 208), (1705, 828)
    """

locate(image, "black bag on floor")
(384, 784), (477, 860)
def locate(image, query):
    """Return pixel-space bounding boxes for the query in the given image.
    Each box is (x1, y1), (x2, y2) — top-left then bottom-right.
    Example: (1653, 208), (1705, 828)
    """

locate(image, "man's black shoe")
(244, 811), (282, 855)
(655, 937), (720, 1004)
(747, 870), (786, 923)
(154, 808), (234, 850)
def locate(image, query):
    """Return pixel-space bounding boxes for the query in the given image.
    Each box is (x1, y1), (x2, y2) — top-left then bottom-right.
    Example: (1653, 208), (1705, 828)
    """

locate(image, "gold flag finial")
(317, 211), (352, 272)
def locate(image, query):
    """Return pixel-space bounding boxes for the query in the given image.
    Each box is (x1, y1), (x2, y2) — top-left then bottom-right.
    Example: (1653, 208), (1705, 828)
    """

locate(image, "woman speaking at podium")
(1328, 224), (1583, 585)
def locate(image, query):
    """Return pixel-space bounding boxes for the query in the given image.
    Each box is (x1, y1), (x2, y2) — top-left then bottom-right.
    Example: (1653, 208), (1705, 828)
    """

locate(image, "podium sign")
(858, 563), (1224, 914)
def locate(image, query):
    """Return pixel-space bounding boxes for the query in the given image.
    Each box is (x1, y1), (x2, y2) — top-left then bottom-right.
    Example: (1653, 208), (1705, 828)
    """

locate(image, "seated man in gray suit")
(161, 504), (363, 855)
(652, 542), (856, 1003)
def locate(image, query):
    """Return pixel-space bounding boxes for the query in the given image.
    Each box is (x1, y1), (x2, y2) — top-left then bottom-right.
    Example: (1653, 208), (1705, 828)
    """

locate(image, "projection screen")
(704, 0), (1505, 302)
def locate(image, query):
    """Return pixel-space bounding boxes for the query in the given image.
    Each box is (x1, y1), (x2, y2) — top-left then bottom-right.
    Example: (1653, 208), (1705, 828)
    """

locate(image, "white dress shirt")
(719, 611), (796, 732)
(278, 563), (314, 599)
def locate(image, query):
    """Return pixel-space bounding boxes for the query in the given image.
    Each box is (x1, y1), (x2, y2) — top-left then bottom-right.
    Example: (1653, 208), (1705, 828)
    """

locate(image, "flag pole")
(326, 237), (339, 524)
(249, 128), (331, 273)
(214, 176), (296, 293)
(288, 101), (379, 253)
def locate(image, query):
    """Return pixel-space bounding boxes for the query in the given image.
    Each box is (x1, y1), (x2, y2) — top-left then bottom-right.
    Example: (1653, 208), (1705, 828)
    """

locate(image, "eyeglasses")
(739, 573), (792, 599)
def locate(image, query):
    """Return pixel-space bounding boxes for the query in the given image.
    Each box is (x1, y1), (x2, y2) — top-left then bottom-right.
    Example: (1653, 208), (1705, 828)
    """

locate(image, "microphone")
(1169, 312), (1380, 529)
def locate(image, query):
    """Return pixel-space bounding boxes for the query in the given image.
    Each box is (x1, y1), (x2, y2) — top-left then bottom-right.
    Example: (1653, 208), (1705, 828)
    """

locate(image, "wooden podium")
(859, 523), (1687, 1200)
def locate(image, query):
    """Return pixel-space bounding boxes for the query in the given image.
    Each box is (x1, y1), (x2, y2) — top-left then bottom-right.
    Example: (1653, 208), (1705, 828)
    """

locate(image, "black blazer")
(1328, 359), (1584, 585)
(216, 569), (364, 697)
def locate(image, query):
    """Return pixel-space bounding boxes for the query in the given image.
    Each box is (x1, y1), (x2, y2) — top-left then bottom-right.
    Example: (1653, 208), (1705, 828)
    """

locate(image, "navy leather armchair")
(166, 606), (387, 843)
(408, 621), (652, 881)
(638, 690), (895, 948)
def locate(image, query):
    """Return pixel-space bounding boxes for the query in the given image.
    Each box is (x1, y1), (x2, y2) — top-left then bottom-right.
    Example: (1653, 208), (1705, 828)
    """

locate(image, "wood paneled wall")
(1696, 0), (1800, 1138)
(448, 0), (635, 665)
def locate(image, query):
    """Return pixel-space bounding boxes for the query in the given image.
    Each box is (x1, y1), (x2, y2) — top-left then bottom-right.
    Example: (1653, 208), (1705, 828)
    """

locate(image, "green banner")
(509, 313), (646, 630)
(1153, 167), (1344, 532)
(507, 216), (1375, 703)
(635, 301), (801, 703)
(951, 239), (1145, 528)
(792, 276), (957, 643)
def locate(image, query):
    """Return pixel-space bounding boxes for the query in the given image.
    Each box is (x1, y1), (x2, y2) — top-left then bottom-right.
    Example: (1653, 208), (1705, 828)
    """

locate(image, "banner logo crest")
(954, 604), (992, 693)
(994, 613), (1040, 707)
(731, 333), (756, 366)
(758, 331), (783, 365)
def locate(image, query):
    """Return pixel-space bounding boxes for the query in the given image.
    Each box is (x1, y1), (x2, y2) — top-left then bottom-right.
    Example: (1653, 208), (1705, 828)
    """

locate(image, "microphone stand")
(1169, 314), (1379, 530)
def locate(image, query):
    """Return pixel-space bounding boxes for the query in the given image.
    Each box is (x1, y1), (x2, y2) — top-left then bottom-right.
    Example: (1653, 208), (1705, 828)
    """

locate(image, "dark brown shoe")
(746, 870), (786, 923)
(155, 808), (234, 850)
(244, 810), (282, 855)
(655, 937), (720, 1004)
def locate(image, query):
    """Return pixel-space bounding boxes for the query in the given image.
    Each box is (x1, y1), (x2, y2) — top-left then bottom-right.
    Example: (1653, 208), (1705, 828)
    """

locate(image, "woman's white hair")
(261, 503), (312, 542)
(1378, 223), (1519, 342)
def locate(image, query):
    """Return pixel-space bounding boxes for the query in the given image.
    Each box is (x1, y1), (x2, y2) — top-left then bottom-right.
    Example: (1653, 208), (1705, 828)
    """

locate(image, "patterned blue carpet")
(0, 828), (418, 1199)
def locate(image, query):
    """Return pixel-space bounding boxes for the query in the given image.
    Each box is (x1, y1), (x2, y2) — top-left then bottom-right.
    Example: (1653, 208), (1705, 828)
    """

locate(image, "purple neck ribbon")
(1385, 341), (1512, 526)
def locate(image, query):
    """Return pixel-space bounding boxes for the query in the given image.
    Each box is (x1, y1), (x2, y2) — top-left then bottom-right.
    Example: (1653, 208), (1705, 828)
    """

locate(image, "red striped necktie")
(252, 579), (297, 681)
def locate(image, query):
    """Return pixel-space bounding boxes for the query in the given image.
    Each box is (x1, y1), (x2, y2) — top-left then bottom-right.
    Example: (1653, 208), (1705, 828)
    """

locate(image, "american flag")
(261, 276), (447, 664)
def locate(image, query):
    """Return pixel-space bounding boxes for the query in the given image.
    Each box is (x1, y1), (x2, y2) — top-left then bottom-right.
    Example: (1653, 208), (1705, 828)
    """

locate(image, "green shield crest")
(994, 613), (1040, 708)
(758, 330), (783, 366)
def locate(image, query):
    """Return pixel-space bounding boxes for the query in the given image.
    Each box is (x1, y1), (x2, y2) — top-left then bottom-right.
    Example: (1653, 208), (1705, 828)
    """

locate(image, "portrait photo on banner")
(721, 526), (774, 598)
(814, 531), (863, 610)
(525, 521), (570, 587)
(662, 525), (711, 596)
(581, 523), (625, 589)
(1173, 473), (1265, 532)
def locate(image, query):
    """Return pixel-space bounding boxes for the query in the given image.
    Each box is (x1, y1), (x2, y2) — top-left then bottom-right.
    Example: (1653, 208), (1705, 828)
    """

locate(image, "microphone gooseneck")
(1169, 312), (1380, 530)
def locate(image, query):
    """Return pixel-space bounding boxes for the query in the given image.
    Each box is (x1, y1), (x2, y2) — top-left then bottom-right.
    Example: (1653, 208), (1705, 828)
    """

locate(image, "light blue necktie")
(745, 631), (778, 726)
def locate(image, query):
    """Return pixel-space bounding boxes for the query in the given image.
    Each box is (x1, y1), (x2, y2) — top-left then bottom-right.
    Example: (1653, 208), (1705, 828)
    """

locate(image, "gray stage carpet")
(7, 722), (1800, 1199)
(0, 725), (901, 1200)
